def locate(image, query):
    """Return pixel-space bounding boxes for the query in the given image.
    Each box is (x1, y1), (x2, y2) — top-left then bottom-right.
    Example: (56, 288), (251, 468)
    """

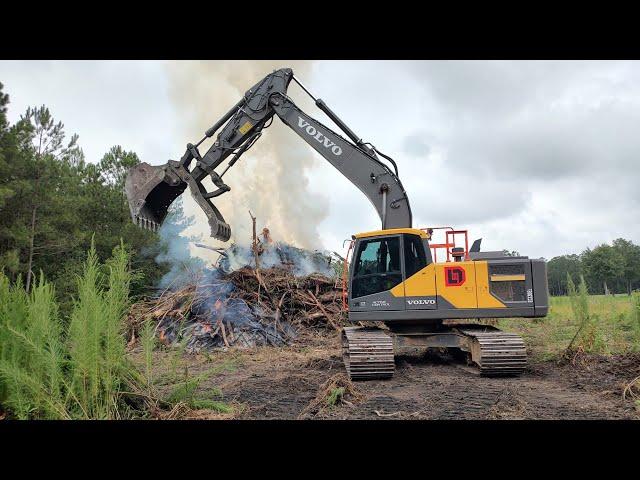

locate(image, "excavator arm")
(125, 68), (412, 241)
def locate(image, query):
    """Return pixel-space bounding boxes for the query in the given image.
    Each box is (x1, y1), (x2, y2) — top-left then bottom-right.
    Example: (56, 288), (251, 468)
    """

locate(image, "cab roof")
(353, 228), (428, 239)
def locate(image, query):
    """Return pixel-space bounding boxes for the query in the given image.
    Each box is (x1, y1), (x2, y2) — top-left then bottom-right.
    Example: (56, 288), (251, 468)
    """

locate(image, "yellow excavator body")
(389, 261), (508, 309)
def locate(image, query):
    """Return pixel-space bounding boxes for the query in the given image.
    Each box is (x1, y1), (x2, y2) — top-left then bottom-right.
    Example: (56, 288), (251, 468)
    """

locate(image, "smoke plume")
(154, 197), (206, 289)
(165, 61), (329, 262)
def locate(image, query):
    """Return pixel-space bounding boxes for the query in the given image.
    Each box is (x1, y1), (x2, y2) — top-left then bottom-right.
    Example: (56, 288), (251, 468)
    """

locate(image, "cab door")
(349, 235), (405, 312)
(401, 233), (438, 310)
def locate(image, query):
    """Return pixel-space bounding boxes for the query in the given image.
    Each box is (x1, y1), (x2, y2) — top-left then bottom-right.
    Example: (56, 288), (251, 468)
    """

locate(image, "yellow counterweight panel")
(475, 261), (507, 308)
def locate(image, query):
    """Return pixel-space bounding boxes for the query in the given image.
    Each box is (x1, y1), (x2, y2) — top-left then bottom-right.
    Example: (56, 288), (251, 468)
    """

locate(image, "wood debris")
(127, 264), (346, 353)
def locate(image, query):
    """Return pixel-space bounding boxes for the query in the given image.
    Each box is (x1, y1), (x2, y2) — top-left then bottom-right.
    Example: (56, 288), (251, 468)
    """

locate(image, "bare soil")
(150, 331), (640, 420)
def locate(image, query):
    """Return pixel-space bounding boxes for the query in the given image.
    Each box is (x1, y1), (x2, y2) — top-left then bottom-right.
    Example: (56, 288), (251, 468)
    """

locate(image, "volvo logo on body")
(406, 299), (436, 305)
(298, 116), (343, 156)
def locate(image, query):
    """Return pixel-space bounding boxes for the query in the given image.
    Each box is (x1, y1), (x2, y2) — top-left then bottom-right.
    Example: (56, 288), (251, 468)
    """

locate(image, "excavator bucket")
(125, 161), (232, 241)
(125, 162), (187, 232)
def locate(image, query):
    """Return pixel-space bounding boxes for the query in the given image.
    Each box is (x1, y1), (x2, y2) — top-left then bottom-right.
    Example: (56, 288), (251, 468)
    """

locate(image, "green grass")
(0, 240), (234, 420)
(497, 292), (640, 360)
(189, 399), (233, 413)
(326, 387), (345, 407)
(163, 361), (235, 413)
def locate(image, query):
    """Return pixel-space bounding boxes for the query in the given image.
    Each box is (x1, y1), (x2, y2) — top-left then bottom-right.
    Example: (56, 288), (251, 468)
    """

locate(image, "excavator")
(125, 68), (549, 379)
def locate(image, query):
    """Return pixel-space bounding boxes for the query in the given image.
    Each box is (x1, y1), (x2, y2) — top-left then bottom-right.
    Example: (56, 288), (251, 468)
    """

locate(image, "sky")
(1, 60), (638, 261)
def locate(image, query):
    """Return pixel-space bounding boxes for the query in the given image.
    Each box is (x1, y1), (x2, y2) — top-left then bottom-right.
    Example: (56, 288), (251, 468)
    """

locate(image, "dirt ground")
(150, 330), (640, 420)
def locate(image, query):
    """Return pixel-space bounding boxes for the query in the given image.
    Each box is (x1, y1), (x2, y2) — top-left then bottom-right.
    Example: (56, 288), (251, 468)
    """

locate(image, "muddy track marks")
(167, 335), (640, 420)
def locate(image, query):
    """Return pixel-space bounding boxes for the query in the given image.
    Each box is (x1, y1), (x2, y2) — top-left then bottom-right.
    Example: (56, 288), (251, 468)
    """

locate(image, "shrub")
(632, 292), (640, 348)
(566, 273), (605, 354)
(0, 241), (141, 419)
(0, 273), (66, 418)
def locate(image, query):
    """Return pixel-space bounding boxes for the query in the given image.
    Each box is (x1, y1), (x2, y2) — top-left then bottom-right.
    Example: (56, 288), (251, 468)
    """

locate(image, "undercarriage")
(342, 322), (527, 380)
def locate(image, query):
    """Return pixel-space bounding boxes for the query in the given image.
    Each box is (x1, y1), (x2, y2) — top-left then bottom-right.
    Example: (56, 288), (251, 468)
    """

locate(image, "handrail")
(422, 226), (470, 263)
(341, 239), (355, 311)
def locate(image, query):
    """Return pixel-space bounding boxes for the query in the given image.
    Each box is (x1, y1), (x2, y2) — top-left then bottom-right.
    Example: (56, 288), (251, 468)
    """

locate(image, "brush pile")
(299, 373), (364, 418)
(127, 261), (346, 353)
(227, 266), (345, 330)
(128, 214), (349, 352)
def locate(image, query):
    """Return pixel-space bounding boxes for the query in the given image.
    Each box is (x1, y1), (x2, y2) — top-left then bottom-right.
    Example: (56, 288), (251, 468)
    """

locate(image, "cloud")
(306, 60), (640, 258)
(3, 59), (639, 260)
(1, 61), (178, 164)
(440, 98), (640, 182)
(402, 132), (431, 157)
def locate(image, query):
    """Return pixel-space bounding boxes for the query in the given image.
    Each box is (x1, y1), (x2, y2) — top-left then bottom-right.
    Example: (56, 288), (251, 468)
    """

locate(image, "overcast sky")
(1, 60), (638, 260)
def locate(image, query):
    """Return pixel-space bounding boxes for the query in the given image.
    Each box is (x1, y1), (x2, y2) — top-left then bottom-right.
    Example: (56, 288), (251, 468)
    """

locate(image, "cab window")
(403, 234), (427, 278)
(352, 236), (402, 298)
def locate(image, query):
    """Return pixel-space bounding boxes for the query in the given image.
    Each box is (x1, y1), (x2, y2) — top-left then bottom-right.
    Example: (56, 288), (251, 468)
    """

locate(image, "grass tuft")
(565, 274), (606, 354)
(326, 387), (345, 407)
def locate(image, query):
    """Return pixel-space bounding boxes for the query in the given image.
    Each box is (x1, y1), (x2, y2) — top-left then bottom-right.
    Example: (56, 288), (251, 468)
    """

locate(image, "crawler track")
(457, 327), (527, 376)
(342, 327), (395, 380)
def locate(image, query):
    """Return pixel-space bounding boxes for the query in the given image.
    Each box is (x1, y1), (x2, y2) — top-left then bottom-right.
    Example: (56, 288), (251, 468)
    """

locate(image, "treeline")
(547, 238), (640, 296)
(0, 81), (167, 309)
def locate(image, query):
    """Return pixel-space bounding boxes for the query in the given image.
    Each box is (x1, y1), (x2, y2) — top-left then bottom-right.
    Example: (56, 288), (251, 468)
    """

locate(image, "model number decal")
(527, 289), (533, 303)
(371, 300), (390, 307)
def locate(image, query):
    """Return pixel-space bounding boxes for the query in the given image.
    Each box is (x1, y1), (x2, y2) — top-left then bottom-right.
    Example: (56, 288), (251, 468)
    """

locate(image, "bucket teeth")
(135, 216), (159, 232)
(125, 162), (186, 234)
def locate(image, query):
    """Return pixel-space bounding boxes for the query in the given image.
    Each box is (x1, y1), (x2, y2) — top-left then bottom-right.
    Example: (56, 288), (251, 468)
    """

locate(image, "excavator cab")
(349, 233), (412, 311)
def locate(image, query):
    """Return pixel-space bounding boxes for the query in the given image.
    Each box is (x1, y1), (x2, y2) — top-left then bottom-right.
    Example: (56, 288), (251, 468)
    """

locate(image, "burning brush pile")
(128, 230), (346, 353)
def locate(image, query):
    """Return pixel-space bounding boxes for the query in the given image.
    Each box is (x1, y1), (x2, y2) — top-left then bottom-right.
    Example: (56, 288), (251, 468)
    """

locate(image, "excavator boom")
(125, 68), (411, 241)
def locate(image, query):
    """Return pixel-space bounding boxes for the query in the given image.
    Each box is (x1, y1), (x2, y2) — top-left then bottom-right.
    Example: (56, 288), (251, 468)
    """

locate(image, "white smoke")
(218, 242), (336, 278)
(165, 61), (330, 263)
(154, 197), (206, 289)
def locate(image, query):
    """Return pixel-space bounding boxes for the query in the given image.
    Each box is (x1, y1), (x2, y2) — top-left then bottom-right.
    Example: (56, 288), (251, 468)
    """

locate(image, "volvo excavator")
(125, 68), (549, 379)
